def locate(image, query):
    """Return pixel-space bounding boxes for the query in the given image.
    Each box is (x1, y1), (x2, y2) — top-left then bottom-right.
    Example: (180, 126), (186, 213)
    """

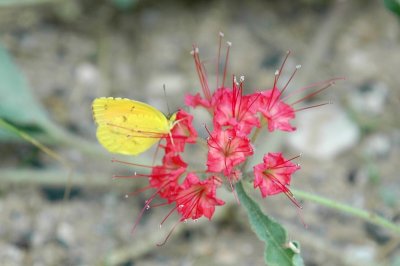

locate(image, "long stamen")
(207, 141), (222, 150)
(289, 82), (335, 106)
(174, 186), (203, 203)
(282, 77), (345, 102)
(124, 185), (152, 197)
(236, 76), (245, 120)
(276, 50), (291, 83)
(229, 75), (248, 122)
(171, 187), (205, 221)
(223, 139), (232, 175)
(227, 172), (240, 204)
(268, 175), (302, 209)
(111, 159), (179, 172)
(216, 32), (224, 89)
(204, 124), (225, 152)
(222, 41), (231, 88)
(271, 154), (301, 168)
(111, 159), (155, 169)
(179, 195), (201, 219)
(156, 220), (180, 246)
(113, 172), (142, 178)
(268, 71), (281, 111)
(268, 51), (291, 110)
(131, 191), (159, 233)
(192, 46), (212, 101)
(231, 76), (237, 118)
(294, 101), (332, 112)
(239, 92), (261, 122)
(151, 201), (172, 208)
(280, 64), (301, 97)
(160, 205), (179, 226)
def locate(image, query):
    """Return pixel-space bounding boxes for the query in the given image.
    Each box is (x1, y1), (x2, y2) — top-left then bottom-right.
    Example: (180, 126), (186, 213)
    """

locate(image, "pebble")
(56, 222), (76, 247)
(362, 133), (391, 159)
(0, 243), (24, 266)
(74, 62), (101, 87)
(343, 245), (376, 265)
(287, 105), (360, 160)
(349, 81), (389, 116)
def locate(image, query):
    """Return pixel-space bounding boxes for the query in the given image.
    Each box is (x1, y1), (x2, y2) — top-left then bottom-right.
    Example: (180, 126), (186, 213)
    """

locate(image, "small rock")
(0, 243), (24, 266)
(344, 244), (376, 265)
(349, 81), (389, 116)
(287, 105), (360, 160)
(32, 210), (56, 247)
(74, 62), (101, 87)
(215, 245), (238, 265)
(362, 133), (391, 159)
(347, 51), (378, 80)
(33, 241), (68, 266)
(57, 222), (75, 247)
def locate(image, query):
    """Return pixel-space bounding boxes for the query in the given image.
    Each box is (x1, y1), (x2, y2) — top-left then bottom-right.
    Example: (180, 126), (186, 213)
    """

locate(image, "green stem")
(0, 0), (63, 7)
(291, 188), (400, 234)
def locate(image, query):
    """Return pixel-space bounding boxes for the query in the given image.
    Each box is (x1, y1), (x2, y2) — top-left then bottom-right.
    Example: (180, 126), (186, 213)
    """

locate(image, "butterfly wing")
(92, 97), (170, 155)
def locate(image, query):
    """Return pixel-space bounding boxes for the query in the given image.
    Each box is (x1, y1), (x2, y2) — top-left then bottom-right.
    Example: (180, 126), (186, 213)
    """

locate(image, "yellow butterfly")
(92, 97), (176, 156)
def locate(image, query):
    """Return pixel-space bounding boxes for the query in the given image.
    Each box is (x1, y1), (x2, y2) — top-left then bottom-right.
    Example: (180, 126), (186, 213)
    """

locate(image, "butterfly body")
(92, 97), (175, 155)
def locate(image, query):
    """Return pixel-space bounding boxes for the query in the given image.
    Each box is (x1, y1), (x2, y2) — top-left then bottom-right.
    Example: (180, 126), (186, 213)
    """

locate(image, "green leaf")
(0, 0), (58, 7)
(384, 0), (400, 17)
(0, 43), (110, 157)
(236, 181), (304, 266)
(111, 0), (138, 10)
(0, 43), (54, 140)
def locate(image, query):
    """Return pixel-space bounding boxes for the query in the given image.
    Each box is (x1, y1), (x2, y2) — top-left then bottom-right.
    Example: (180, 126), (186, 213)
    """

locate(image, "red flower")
(150, 153), (188, 200)
(258, 87), (296, 132)
(256, 53), (343, 133)
(253, 152), (301, 207)
(165, 109), (198, 153)
(184, 92), (212, 109)
(175, 173), (225, 220)
(105, 35), (343, 244)
(185, 35), (232, 112)
(213, 77), (260, 136)
(185, 86), (226, 112)
(207, 128), (253, 176)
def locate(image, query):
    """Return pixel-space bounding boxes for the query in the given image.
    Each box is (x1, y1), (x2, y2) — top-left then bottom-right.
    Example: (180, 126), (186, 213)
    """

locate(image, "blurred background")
(0, 0), (399, 265)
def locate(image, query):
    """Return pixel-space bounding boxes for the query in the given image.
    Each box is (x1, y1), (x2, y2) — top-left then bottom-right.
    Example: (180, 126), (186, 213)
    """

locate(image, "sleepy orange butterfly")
(92, 97), (176, 156)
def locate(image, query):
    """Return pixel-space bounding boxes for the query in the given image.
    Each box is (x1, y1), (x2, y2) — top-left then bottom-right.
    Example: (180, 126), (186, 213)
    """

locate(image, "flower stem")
(291, 188), (400, 234)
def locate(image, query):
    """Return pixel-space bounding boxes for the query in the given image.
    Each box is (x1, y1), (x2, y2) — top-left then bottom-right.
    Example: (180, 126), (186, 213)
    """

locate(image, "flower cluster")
(115, 33), (340, 243)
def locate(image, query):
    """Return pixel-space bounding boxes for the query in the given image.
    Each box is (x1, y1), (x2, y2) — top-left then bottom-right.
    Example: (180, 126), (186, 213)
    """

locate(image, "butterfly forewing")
(92, 97), (171, 155)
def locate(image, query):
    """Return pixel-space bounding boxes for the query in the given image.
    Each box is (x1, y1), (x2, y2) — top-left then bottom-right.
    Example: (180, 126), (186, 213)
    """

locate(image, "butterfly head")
(168, 112), (178, 129)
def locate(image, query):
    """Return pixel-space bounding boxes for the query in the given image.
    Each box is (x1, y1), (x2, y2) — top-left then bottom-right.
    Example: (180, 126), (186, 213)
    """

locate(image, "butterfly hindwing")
(92, 97), (171, 155)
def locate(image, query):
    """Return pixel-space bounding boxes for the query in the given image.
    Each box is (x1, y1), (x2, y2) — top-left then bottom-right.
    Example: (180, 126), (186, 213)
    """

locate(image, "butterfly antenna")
(163, 84), (172, 117)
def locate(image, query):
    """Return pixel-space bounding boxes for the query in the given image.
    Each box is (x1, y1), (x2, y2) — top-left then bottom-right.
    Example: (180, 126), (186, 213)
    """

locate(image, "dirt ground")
(0, 0), (399, 265)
